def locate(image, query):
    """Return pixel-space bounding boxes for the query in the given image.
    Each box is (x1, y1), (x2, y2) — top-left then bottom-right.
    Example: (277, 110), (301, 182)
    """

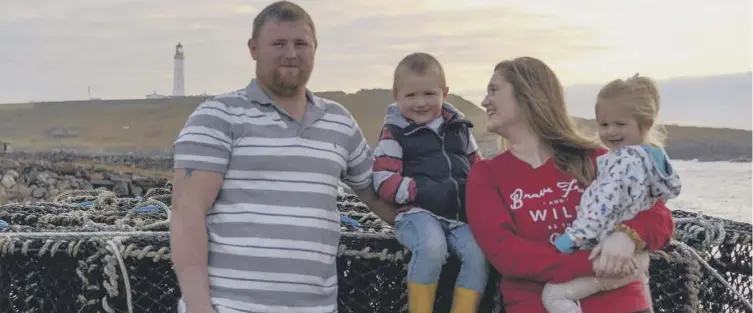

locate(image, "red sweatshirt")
(466, 149), (674, 313)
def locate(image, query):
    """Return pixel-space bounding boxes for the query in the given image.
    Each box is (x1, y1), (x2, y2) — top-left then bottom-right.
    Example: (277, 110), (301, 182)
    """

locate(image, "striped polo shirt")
(173, 79), (374, 313)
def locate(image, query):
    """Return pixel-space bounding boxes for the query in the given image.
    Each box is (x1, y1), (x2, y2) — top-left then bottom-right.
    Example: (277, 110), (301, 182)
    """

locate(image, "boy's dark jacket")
(372, 103), (481, 222)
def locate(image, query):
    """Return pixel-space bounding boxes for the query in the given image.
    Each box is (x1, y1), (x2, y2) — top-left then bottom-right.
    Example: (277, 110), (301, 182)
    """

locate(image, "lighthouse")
(172, 42), (185, 97)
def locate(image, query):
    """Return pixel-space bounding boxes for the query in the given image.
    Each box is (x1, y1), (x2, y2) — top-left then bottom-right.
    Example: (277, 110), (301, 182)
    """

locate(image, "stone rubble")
(2, 150), (174, 170)
(0, 159), (168, 204)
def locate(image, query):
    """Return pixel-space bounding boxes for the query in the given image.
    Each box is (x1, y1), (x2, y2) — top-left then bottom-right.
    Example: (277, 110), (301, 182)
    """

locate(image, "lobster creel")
(0, 185), (750, 313)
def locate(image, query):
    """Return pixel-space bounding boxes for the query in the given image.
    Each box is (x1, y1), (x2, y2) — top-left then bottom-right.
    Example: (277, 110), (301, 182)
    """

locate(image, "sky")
(0, 0), (750, 128)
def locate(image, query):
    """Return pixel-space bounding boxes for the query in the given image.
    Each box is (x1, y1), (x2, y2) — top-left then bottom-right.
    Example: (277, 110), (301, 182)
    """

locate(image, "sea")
(667, 160), (751, 223)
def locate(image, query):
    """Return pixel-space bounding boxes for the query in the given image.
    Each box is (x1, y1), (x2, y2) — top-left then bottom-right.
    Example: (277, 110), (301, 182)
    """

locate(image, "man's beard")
(264, 66), (311, 98)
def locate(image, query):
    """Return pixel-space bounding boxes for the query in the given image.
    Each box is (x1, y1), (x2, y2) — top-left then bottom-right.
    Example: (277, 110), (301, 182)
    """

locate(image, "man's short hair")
(393, 52), (447, 91)
(251, 1), (317, 46)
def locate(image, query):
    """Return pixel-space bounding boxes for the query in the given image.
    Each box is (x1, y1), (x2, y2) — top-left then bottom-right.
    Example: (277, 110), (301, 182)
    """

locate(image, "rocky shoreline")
(4, 145), (752, 166)
(3, 150), (174, 170)
(0, 141), (749, 204)
(0, 159), (168, 204)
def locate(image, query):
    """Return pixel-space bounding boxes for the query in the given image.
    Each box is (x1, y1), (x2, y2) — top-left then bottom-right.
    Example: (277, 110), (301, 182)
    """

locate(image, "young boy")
(372, 52), (490, 313)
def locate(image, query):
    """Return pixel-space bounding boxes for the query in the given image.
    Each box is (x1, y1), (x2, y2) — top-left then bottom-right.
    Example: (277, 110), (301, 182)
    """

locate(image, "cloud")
(0, 0), (749, 131)
(0, 0), (267, 101)
(308, 5), (606, 93)
(0, 0), (604, 103)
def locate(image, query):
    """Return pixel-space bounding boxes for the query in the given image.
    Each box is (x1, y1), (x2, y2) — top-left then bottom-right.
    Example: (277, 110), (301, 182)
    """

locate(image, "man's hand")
(352, 185), (397, 226)
(171, 168), (224, 313)
(589, 231), (638, 277)
(179, 301), (217, 313)
(190, 304), (218, 313)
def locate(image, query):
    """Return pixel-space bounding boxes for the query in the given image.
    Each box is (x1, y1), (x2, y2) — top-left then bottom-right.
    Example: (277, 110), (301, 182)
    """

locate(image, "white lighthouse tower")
(172, 42), (185, 97)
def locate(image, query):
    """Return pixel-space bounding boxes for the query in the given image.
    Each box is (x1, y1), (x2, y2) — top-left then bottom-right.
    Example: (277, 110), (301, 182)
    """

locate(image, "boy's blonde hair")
(392, 52), (447, 93)
(596, 74), (666, 147)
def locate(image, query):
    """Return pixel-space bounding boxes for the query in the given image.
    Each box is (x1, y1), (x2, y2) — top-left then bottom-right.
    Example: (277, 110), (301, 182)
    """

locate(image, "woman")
(465, 57), (674, 313)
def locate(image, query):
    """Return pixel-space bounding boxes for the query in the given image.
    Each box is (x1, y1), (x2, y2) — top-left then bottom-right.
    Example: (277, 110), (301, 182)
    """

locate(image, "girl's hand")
(588, 231), (637, 277)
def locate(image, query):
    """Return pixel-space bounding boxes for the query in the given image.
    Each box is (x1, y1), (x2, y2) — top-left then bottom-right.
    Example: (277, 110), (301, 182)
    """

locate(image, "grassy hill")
(0, 90), (493, 151)
(0, 89), (750, 161)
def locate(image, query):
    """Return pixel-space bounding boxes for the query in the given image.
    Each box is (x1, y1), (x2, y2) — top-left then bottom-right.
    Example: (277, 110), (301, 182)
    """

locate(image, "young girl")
(545, 74), (682, 313)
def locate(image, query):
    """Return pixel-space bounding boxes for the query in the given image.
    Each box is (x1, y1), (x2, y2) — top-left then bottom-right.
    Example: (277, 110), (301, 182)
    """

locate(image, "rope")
(124, 198), (172, 230)
(104, 239), (134, 313)
(0, 182), (751, 313)
(0, 229), (391, 239)
(671, 239), (753, 311)
(0, 231), (168, 238)
(673, 210), (728, 250)
(670, 210), (753, 311)
(0, 231), (404, 262)
(2, 219), (748, 310)
(53, 189), (120, 211)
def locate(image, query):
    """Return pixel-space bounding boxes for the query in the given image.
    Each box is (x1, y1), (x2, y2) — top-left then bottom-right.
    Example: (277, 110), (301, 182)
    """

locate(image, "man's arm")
(343, 117), (396, 225)
(353, 186), (397, 226)
(170, 99), (234, 313)
(170, 169), (223, 313)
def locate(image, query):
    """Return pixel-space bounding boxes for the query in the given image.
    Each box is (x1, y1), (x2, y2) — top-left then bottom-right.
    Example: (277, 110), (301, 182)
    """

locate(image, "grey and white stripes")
(174, 79), (374, 313)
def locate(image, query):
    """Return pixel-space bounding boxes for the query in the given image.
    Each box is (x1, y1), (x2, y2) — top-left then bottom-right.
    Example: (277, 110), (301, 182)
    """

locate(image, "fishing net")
(0, 185), (750, 313)
(671, 210), (752, 313)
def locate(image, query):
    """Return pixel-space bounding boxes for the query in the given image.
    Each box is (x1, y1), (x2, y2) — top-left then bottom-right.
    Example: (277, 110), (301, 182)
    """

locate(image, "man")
(169, 2), (397, 313)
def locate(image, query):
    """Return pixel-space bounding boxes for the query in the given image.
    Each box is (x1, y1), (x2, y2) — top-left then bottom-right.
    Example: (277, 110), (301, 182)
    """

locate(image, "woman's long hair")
(494, 57), (603, 185)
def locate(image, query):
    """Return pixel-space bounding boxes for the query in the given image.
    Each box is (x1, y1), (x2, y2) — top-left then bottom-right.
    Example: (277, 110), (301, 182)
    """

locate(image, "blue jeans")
(394, 211), (490, 292)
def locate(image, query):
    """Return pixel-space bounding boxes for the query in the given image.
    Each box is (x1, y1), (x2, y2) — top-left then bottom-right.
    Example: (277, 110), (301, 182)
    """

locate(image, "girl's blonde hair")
(596, 74), (666, 147)
(494, 57), (603, 185)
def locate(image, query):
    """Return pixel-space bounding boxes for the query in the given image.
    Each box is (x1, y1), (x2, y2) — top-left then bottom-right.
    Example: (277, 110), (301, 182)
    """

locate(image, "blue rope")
(133, 205), (160, 214)
(340, 215), (361, 228)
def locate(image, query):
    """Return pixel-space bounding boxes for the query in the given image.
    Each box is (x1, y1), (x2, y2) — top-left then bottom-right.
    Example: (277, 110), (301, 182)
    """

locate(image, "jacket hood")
(640, 145), (682, 201)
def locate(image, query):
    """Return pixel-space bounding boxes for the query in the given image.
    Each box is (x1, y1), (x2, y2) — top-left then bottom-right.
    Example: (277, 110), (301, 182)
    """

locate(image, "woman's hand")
(589, 231), (637, 277)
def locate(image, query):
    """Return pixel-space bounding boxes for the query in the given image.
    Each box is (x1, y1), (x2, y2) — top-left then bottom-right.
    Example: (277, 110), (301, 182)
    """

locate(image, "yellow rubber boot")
(407, 282), (438, 313)
(450, 287), (482, 313)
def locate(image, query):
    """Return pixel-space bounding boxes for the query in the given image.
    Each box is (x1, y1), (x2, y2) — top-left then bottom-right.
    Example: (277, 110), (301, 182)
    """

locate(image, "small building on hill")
(146, 90), (168, 99)
(0, 141), (11, 153)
